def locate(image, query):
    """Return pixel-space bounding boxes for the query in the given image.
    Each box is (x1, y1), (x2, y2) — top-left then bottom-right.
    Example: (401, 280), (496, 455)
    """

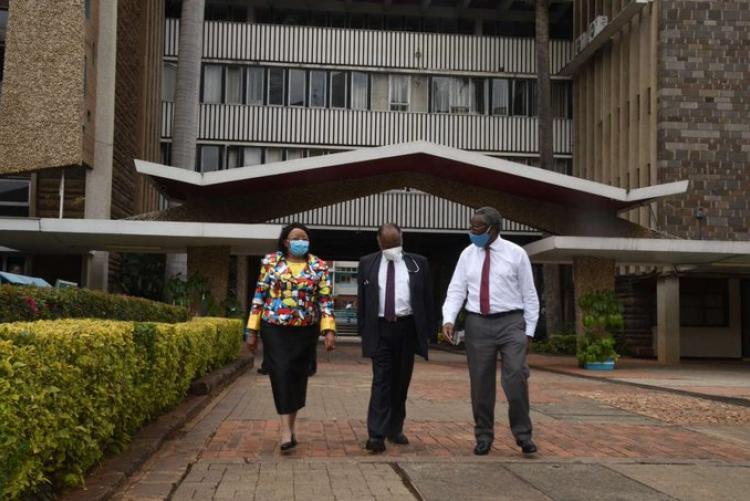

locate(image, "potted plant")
(576, 290), (623, 370)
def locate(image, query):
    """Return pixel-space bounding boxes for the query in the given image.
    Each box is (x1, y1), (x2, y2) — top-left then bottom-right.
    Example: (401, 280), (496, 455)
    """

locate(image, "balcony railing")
(164, 19), (573, 75)
(270, 190), (539, 234)
(161, 102), (572, 155)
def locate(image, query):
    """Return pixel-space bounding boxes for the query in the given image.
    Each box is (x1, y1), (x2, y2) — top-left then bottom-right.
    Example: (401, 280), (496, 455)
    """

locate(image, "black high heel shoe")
(280, 434), (297, 452)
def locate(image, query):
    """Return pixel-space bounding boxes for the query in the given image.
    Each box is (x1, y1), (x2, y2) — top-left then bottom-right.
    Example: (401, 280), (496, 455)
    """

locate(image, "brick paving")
(116, 340), (750, 500)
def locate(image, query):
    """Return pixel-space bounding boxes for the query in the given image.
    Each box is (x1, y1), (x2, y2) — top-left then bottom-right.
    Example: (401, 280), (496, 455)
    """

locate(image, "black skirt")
(261, 321), (319, 414)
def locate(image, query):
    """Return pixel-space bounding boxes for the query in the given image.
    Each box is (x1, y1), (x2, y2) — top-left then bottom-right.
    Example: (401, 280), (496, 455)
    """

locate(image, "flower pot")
(584, 359), (615, 371)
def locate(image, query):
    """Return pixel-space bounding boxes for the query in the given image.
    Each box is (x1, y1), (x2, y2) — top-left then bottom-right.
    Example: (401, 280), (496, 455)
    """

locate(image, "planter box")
(584, 359), (615, 371)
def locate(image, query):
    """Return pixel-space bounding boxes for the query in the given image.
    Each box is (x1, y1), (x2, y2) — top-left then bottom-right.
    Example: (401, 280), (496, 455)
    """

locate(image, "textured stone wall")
(656, 0), (750, 241)
(111, 0), (164, 219)
(0, 0), (87, 174)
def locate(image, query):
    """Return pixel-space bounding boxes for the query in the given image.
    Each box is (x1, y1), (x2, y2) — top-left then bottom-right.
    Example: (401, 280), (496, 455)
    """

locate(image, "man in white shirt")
(442, 207), (540, 456)
(358, 223), (435, 453)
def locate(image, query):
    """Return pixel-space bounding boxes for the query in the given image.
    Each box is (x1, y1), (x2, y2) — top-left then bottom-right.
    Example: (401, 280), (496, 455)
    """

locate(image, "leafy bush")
(0, 317), (242, 500)
(0, 285), (188, 324)
(576, 290), (623, 366)
(532, 334), (578, 355)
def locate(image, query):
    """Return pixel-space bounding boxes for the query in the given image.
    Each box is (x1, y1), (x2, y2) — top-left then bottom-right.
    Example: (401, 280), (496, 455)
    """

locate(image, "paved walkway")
(116, 340), (750, 501)
(528, 354), (750, 405)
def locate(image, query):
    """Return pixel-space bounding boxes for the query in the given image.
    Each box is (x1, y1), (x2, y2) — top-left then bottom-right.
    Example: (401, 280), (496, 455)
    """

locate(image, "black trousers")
(367, 317), (416, 440)
(261, 322), (318, 414)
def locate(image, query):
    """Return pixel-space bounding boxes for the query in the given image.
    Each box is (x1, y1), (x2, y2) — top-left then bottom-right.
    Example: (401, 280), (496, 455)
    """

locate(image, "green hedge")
(0, 285), (189, 323)
(0, 317), (242, 500)
(531, 334), (578, 355)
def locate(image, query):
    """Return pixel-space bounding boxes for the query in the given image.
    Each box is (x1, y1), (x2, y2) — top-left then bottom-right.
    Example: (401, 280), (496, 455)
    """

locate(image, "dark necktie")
(480, 249), (491, 315)
(384, 260), (396, 321)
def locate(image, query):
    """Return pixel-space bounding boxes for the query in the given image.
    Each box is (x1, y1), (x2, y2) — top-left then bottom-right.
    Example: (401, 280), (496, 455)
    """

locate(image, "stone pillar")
(82, 0), (118, 291)
(572, 256), (616, 335)
(543, 263), (562, 336)
(236, 255), (249, 313)
(187, 246), (231, 312)
(656, 273), (681, 365)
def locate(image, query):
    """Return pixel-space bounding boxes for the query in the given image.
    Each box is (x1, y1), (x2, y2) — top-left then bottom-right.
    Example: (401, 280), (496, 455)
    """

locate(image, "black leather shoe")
(387, 433), (409, 445)
(365, 438), (386, 453)
(518, 439), (537, 454)
(280, 434), (297, 452)
(474, 440), (492, 456)
(257, 367), (269, 375)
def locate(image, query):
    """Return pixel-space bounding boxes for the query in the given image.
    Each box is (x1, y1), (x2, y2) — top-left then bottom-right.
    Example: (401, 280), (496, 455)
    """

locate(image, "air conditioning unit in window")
(588, 15), (608, 40)
(575, 32), (590, 53)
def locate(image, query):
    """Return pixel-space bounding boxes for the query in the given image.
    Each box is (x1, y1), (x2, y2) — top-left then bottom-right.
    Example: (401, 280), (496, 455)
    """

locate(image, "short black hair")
(377, 222), (402, 238)
(277, 222), (311, 254)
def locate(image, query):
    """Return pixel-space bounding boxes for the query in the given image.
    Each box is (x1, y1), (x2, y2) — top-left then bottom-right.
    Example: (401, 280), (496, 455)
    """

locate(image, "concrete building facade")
(0, 0), (749, 361)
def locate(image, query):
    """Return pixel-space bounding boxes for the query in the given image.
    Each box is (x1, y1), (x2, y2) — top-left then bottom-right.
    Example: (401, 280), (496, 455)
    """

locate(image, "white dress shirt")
(442, 236), (539, 338)
(378, 253), (412, 317)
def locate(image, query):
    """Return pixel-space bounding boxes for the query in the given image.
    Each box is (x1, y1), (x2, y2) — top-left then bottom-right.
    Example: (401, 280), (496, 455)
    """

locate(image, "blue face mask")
(289, 239), (309, 257)
(469, 230), (491, 248)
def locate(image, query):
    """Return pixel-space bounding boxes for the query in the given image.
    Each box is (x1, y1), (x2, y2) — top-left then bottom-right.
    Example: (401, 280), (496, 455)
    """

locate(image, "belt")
(468, 309), (523, 319)
(378, 315), (414, 323)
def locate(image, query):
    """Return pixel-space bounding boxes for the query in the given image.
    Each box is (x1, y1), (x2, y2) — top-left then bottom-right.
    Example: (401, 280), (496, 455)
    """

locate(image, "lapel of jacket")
(368, 252), (382, 290)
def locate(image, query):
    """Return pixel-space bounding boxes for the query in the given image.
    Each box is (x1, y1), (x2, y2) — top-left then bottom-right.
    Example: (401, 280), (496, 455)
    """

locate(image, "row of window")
(164, 3), (571, 39)
(161, 143), (338, 174)
(163, 63), (573, 119)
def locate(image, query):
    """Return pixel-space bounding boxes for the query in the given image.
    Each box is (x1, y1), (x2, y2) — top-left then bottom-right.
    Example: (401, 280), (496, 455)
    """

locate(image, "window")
(160, 142), (172, 165)
(268, 68), (285, 106)
(430, 77), (450, 113)
(242, 147), (262, 166)
(680, 279), (730, 327)
(246, 67), (264, 105)
(265, 147), (283, 163)
(351, 72), (369, 110)
(552, 81), (573, 119)
(389, 75), (410, 112)
(225, 66), (243, 104)
(199, 145), (222, 172)
(162, 62), (177, 101)
(288, 69), (306, 107)
(512, 79), (537, 116)
(0, 177), (31, 217)
(226, 146), (242, 169)
(202, 64), (223, 104)
(309, 70), (327, 108)
(491, 78), (511, 115)
(330, 71), (347, 109)
(285, 148), (305, 161)
(431, 76), (483, 114)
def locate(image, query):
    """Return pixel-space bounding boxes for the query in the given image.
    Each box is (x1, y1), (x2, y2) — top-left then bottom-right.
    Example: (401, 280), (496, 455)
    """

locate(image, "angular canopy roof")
(0, 218), (281, 255)
(136, 142), (688, 213)
(525, 236), (750, 269)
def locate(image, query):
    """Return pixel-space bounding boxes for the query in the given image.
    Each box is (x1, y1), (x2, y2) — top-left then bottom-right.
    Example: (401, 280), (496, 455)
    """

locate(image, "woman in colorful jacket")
(246, 222), (336, 452)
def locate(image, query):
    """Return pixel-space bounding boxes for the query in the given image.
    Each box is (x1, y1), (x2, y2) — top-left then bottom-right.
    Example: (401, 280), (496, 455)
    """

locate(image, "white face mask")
(382, 246), (403, 261)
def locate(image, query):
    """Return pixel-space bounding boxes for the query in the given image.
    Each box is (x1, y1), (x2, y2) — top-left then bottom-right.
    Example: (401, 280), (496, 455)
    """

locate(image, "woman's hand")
(246, 329), (259, 353)
(323, 330), (336, 352)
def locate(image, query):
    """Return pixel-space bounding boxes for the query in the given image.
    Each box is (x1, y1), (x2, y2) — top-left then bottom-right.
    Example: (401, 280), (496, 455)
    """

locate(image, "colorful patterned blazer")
(247, 251), (336, 332)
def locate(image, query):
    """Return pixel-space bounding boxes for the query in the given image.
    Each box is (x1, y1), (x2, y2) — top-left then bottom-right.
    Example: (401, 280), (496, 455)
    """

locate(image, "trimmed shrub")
(0, 285), (189, 323)
(531, 334), (578, 355)
(0, 317), (242, 500)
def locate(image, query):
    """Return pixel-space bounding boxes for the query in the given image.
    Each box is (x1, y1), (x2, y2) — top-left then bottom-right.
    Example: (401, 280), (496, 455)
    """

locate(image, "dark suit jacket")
(357, 251), (436, 360)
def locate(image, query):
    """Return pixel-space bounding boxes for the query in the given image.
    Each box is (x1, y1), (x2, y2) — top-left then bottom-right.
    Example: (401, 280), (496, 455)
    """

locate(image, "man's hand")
(442, 323), (455, 344)
(323, 331), (336, 351)
(246, 329), (259, 353)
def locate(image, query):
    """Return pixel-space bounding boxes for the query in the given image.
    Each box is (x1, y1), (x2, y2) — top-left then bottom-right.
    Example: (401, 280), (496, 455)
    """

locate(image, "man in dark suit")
(358, 223), (436, 453)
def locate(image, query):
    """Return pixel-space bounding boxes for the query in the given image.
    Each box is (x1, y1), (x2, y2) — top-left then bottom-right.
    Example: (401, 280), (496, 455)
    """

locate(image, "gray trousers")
(464, 312), (532, 443)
